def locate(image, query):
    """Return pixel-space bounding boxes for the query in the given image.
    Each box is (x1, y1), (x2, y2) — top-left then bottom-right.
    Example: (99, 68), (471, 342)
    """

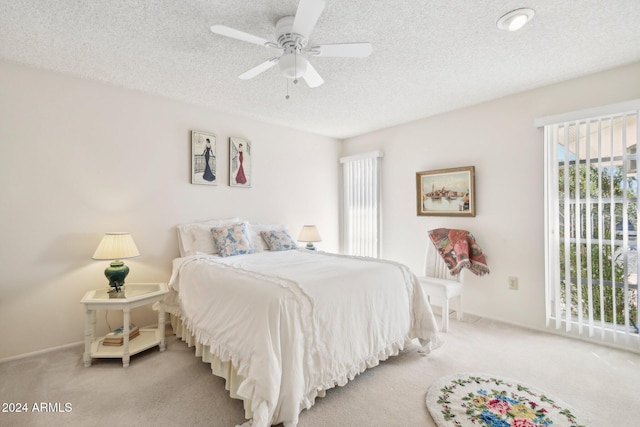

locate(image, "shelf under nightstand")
(80, 282), (168, 367)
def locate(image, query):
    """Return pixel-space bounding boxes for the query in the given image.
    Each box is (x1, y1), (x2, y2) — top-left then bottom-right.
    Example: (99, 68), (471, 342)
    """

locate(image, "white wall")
(341, 62), (640, 332)
(2, 59), (639, 360)
(0, 60), (341, 360)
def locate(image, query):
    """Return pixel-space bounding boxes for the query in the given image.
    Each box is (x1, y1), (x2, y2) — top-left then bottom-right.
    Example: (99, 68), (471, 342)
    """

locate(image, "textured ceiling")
(1, 0), (640, 139)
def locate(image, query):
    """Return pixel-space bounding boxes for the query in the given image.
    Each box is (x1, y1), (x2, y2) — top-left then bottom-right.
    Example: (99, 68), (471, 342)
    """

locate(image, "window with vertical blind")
(340, 151), (383, 258)
(538, 100), (640, 350)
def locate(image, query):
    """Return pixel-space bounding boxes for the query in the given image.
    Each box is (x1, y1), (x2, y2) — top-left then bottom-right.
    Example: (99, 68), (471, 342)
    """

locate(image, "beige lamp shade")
(92, 232), (140, 260)
(298, 225), (322, 242)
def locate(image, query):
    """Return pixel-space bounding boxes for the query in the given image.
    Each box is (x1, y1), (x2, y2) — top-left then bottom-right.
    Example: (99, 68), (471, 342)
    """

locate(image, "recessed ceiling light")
(497, 8), (535, 31)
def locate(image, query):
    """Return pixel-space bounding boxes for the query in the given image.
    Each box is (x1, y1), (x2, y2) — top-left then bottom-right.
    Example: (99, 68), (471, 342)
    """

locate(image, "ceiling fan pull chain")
(293, 50), (299, 85)
(285, 79), (290, 100)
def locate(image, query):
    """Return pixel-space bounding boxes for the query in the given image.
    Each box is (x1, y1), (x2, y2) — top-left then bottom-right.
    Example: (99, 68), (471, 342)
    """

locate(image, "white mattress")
(167, 249), (441, 427)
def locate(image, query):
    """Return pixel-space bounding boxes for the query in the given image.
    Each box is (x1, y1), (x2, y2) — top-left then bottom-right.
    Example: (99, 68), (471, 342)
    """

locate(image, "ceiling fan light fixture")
(497, 8), (535, 31)
(209, 0), (369, 89)
(279, 52), (308, 79)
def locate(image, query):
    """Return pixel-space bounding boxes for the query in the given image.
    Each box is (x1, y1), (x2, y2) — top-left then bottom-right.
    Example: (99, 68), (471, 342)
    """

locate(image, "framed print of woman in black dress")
(191, 130), (217, 185)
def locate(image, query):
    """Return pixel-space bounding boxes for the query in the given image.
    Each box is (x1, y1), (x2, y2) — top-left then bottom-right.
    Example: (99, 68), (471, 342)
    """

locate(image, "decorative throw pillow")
(260, 229), (298, 251)
(210, 222), (255, 257)
(249, 223), (288, 252)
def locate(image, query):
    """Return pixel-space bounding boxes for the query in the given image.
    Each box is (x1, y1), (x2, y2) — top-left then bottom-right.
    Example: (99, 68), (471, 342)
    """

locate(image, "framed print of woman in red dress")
(229, 137), (251, 187)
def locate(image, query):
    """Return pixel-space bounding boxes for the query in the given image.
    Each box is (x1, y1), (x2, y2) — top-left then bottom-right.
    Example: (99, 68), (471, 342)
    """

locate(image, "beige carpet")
(1, 315), (639, 426)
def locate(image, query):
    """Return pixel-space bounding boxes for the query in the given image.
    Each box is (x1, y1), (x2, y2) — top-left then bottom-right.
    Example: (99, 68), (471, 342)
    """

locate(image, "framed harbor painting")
(229, 137), (251, 187)
(416, 166), (475, 217)
(191, 130), (217, 185)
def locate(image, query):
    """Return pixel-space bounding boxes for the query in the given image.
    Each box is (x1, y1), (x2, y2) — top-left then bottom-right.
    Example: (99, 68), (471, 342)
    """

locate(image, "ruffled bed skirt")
(170, 315), (256, 419)
(171, 314), (334, 425)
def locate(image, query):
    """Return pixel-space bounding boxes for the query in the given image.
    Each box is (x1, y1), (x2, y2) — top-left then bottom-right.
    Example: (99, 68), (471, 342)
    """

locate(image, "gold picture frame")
(416, 166), (475, 217)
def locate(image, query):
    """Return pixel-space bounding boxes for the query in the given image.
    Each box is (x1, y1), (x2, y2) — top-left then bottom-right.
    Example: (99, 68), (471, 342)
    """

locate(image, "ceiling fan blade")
(292, 0), (325, 38)
(239, 58), (280, 80)
(210, 25), (271, 47)
(310, 42), (372, 58)
(303, 62), (324, 88)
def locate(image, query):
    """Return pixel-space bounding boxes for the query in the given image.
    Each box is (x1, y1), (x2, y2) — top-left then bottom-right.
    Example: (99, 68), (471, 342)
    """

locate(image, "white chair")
(417, 243), (464, 332)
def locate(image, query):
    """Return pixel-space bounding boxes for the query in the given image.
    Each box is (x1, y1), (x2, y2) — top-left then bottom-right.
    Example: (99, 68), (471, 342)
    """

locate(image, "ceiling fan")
(210, 0), (372, 89)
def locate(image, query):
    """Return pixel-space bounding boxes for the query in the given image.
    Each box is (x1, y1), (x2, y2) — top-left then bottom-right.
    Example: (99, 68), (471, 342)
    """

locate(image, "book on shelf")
(102, 324), (140, 346)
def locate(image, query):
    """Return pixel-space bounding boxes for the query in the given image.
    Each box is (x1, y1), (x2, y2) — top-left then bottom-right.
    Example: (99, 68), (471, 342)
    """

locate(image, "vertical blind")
(340, 151), (383, 258)
(540, 100), (640, 350)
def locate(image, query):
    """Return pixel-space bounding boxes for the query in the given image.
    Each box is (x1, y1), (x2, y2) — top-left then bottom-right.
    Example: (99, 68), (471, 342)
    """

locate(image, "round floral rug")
(426, 373), (590, 427)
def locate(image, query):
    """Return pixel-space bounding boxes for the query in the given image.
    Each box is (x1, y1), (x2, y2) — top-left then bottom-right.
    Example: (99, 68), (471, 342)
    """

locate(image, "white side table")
(81, 282), (168, 367)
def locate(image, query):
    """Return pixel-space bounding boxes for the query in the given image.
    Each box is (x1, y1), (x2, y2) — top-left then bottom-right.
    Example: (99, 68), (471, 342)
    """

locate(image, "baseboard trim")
(467, 312), (640, 355)
(0, 341), (83, 364)
(0, 320), (172, 364)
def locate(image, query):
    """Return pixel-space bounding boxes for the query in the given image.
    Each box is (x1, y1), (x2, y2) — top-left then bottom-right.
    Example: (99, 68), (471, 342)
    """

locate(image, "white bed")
(165, 219), (441, 427)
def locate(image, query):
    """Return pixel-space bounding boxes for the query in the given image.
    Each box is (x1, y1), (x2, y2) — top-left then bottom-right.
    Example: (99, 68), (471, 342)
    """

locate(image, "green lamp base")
(305, 243), (316, 250)
(104, 260), (129, 297)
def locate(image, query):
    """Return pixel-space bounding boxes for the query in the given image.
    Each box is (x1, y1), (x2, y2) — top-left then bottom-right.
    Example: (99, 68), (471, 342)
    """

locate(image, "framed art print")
(191, 130), (217, 185)
(229, 137), (251, 187)
(416, 166), (475, 216)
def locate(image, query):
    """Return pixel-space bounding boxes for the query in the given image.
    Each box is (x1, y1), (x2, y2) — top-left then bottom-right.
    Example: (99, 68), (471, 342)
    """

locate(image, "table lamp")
(298, 225), (322, 250)
(92, 232), (140, 296)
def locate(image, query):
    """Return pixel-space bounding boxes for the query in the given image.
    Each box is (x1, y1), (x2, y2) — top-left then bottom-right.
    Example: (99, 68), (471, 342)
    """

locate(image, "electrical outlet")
(508, 276), (519, 290)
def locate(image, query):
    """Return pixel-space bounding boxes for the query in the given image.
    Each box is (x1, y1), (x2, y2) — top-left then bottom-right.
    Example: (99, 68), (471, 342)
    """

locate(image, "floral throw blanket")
(428, 228), (490, 276)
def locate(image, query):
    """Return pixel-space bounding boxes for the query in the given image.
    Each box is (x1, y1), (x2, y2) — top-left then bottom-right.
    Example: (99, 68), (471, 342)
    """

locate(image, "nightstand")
(81, 282), (168, 367)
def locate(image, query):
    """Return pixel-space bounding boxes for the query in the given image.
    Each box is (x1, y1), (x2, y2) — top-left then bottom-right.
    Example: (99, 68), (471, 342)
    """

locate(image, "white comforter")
(169, 249), (440, 427)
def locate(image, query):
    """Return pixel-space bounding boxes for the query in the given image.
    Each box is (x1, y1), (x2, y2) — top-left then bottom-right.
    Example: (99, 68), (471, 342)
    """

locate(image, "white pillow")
(176, 218), (242, 256)
(248, 223), (288, 252)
